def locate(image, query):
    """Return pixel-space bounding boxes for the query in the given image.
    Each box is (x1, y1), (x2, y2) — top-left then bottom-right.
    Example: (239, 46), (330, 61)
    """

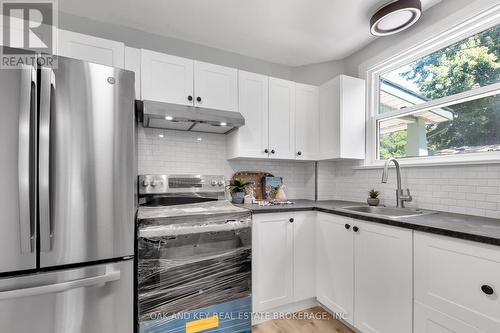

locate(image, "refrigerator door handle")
(39, 68), (55, 252)
(0, 268), (121, 300)
(18, 66), (36, 254)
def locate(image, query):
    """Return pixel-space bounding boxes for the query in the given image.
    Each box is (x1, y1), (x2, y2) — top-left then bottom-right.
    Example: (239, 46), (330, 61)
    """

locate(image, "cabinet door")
(353, 220), (413, 333)
(293, 212), (316, 302)
(414, 301), (483, 333)
(124, 47), (141, 99)
(253, 213), (293, 312)
(295, 83), (319, 160)
(57, 30), (124, 68)
(229, 71), (269, 158)
(268, 78), (295, 159)
(316, 213), (354, 325)
(194, 61), (237, 112)
(141, 49), (194, 106)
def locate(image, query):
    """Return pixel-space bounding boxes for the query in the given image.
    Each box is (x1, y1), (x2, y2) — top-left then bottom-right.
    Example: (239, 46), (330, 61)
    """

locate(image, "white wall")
(137, 124), (315, 200)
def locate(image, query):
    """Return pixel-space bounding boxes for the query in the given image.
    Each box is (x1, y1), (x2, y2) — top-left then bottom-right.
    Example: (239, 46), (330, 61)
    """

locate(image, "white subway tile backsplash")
(137, 125), (315, 199)
(318, 160), (500, 218)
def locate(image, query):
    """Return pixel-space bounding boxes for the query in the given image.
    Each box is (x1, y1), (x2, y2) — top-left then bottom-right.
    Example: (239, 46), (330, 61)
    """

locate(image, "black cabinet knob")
(271, 150), (275, 154)
(297, 151), (302, 156)
(481, 285), (494, 295)
(196, 96), (202, 102)
(289, 218), (294, 223)
(344, 224), (351, 230)
(353, 226), (359, 232)
(187, 95), (193, 101)
(264, 149), (269, 154)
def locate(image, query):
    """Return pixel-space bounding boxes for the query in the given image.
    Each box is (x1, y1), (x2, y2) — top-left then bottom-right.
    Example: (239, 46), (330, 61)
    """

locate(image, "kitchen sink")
(340, 206), (435, 218)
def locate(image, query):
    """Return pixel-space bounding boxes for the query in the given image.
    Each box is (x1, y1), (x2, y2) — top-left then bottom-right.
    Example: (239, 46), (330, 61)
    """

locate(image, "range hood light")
(165, 116), (173, 120)
(370, 0), (422, 36)
(220, 122), (227, 126)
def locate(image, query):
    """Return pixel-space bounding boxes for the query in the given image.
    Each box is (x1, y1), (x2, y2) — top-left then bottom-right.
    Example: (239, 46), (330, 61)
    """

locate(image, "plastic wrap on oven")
(137, 212), (252, 327)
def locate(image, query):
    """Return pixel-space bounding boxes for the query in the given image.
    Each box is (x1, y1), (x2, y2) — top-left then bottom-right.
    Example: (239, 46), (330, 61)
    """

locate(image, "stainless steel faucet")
(381, 158), (412, 208)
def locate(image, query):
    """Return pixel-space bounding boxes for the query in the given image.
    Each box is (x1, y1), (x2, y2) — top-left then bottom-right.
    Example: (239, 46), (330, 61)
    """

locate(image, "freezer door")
(39, 57), (135, 268)
(0, 63), (37, 273)
(0, 260), (133, 333)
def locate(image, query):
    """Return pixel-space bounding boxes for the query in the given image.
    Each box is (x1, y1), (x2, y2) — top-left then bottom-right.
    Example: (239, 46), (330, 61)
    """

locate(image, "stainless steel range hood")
(140, 100), (245, 134)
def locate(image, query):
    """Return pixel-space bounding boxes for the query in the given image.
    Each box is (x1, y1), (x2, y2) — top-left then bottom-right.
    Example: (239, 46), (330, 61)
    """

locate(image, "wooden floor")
(252, 307), (354, 333)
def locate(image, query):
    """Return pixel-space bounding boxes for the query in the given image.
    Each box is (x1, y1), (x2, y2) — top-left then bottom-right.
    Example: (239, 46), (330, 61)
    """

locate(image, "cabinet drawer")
(414, 301), (483, 333)
(414, 232), (500, 332)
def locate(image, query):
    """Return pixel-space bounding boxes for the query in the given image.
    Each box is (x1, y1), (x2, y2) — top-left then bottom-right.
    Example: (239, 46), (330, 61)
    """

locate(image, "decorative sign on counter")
(262, 176), (283, 201)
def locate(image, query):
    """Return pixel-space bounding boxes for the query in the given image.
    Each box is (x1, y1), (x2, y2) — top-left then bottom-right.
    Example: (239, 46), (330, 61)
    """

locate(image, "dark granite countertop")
(237, 200), (500, 246)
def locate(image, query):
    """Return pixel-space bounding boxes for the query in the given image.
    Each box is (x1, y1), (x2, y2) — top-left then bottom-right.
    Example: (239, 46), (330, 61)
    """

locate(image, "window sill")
(356, 153), (500, 169)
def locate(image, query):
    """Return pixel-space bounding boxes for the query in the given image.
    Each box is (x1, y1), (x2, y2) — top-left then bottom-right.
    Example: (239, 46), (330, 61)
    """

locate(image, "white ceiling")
(59, 0), (442, 67)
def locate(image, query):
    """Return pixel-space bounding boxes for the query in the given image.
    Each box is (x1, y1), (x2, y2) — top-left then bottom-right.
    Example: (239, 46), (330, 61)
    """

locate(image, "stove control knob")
(142, 180), (149, 187)
(150, 180), (158, 187)
(218, 180), (225, 187)
(211, 179), (217, 186)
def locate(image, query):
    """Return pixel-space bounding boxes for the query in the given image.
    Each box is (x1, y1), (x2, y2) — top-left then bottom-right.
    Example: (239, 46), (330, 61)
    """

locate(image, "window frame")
(365, 6), (500, 167)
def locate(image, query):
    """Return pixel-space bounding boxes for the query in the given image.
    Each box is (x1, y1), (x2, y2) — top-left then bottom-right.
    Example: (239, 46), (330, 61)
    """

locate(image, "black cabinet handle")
(481, 285), (494, 295)
(187, 95), (193, 101)
(196, 96), (202, 102)
(289, 218), (294, 223)
(264, 149), (269, 154)
(345, 224), (351, 230)
(271, 149), (275, 154)
(297, 151), (302, 156)
(353, 226), (359, 232)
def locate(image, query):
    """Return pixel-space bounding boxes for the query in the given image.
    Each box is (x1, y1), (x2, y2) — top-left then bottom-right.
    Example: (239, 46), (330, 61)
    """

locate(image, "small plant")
(228, 178), (252, 193)
(368, 189), (380, 199)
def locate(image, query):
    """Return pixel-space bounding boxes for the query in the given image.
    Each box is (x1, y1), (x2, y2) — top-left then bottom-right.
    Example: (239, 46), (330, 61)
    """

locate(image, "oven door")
(138, 214), (252, 332)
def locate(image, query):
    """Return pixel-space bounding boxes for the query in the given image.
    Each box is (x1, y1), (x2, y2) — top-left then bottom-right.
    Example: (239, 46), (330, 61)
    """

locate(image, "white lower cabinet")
(316, 213), (413, 332)
(353, 220), (413, 333)
(414, 232), (500, 333)
(316, 213), (354, 325)
(252, 212), (315, 312)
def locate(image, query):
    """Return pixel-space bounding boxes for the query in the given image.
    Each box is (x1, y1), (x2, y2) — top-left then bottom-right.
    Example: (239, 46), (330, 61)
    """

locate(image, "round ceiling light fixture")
(370, 0), (422, 36)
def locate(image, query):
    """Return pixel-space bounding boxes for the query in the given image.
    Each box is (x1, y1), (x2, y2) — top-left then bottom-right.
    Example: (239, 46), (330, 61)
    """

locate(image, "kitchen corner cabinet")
(57, 30), (125, 68)
(252, 212), (315, 312)
(319, 75), (365, 160)
(414, 232), (500, 333)
(140, 49), (238, 112)
(316, 213), (412, 333)
(227, 71), (269, 159)
(268, 78), (296, 159)
(295, 83), (319, 160)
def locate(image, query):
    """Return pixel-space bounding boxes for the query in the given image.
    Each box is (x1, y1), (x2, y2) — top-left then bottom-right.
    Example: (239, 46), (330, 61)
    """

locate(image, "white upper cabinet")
(57, 30), (125, 68)
(353, 220), (413, 333)
(268, 78), (296, 159)
(124, 46), (141, 99)
(319, 75), (365, 160)
(193, 61), (238, 112)
(140, 49), (194, 106)
(295, 83), (319, 160)
(227, 71), (269, 159)
(316, 213), (354, 325)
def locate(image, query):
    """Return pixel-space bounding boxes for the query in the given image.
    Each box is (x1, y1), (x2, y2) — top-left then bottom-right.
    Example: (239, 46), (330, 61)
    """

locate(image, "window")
(372, 22), (500, 163)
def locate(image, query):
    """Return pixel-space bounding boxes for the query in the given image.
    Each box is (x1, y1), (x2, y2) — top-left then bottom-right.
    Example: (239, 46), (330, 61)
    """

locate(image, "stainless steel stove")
(137, 174), (252, 333)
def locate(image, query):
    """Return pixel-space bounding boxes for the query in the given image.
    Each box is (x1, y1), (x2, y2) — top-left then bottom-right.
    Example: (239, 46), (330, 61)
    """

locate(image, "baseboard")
(252, 298), (319, 326)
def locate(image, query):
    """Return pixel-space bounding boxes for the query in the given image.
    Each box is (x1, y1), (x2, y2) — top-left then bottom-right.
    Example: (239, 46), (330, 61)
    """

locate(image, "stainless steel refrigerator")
(0, 52), (135, 333)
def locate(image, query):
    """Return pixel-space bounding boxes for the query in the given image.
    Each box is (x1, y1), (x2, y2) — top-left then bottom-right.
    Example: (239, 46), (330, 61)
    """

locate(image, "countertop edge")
(247, 204), (500, 246)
